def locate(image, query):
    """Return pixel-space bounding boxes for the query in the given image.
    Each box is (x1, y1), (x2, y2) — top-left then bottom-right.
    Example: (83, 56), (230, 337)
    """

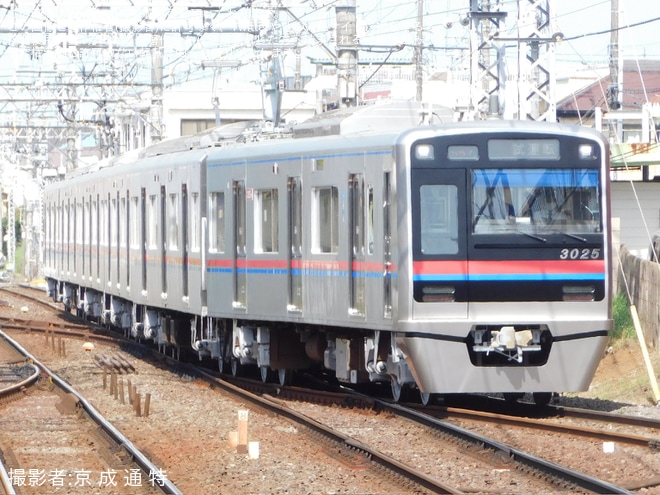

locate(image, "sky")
(0, 0), (658, 137)
(1, 0), (659, 88)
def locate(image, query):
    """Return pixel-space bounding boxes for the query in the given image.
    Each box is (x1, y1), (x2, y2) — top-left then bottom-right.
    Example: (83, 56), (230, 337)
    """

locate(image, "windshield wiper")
(562, 232), (588, 243)
(520, 231), (547, 243)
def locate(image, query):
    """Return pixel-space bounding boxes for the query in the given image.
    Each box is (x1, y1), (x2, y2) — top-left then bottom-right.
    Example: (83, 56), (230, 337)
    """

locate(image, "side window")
(312, 186), (339, 254)
(255, 189), (278, 253)
(209, 192), (225, 253)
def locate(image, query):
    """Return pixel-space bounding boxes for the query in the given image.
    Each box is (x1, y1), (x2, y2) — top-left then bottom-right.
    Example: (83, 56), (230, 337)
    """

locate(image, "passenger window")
(255, 189), (279, 253)
(312, 186), (339, 254)
(209, 192), (225, 253)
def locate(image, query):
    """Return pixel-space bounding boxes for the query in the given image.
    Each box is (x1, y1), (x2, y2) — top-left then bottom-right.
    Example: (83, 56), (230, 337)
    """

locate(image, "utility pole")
(336, 0), (358, 108)
(468, 0), (507, 120)
(608, 0), (623, 140)
(515, 0), (558, 121)
(415, 0), (424, 102)
(150, 33), (164, 144)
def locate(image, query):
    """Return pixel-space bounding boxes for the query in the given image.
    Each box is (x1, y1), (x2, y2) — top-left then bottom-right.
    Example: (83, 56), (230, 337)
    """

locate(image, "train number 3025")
(559, 248), (601, 260)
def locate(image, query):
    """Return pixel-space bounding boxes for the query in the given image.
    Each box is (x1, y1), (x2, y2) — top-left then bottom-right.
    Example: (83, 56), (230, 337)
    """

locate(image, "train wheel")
(277, 369), (292, 386)
(260, 366), (272, 383)
(391, 379), (403, 402)
(419, 391), (432, 406)
(533, 392), (553, 406)
(230, 358), (243, 377)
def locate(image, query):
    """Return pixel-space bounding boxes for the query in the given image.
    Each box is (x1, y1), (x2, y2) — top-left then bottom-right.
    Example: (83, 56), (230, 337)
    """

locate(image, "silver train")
(43, 102), (613, 405)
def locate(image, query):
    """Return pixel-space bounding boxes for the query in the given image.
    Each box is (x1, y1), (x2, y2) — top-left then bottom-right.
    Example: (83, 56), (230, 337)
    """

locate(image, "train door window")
(100, 199), (108, 248)
(419, 185), (458, 255)
(119, 197), (127, 248)
(234, 182), (246, 257)
(191, 192), (200, 252)
(255, 189), (278, 253)
(64, 202), (70, 271)
(312, 186), (339, 254)
(169, 193), (179, 250)
(350, 175), (365, 257)
(147, 195), (158, 250)
(209, 192), (226, 253)
(111, 197), (118, 248)
(130, 197), (139, 248)
(367, 185), (374, 255)
(76, 201), (83, 273)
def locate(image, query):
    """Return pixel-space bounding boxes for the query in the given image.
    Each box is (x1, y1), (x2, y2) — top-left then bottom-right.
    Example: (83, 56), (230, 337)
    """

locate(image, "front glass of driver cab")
(471, 168), (601, 235)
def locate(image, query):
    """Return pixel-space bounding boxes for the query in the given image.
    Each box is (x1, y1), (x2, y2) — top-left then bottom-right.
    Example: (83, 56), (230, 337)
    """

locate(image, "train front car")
(395, 121), (612, 405)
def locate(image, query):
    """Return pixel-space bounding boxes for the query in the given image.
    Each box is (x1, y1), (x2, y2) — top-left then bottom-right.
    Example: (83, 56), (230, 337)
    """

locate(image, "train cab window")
(472, 169), (601, 235)
(420, 184), (459, 255)
(255, 189), (279, 253)
(209, 192), (226, 253)
(312, 186), (339, 254)
(168, 193), (179, 250)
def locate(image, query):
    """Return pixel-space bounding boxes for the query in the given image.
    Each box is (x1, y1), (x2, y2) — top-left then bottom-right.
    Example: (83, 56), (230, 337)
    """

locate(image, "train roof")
(290, 100), (455, 138)
(59, 102), (606, 181)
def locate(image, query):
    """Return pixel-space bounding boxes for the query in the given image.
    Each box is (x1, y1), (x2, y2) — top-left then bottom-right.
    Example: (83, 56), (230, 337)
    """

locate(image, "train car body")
(43, 102), (612, 404)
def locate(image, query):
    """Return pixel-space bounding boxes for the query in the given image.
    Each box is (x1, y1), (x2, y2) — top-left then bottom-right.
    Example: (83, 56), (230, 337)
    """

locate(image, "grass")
(611, 292), (636, 340)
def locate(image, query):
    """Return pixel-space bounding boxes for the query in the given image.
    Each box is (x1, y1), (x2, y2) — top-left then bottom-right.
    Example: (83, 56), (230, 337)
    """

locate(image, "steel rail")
(377, 399), (635, 495)
(0, 329), (182, 495)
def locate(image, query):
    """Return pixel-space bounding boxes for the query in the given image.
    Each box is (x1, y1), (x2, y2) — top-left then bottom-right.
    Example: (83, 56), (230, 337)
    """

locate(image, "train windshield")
(471, 168), (601, 235)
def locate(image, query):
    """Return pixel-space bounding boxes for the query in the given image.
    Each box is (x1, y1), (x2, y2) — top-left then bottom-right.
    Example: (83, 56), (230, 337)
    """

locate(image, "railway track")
(0, 283), (656, 494)
(0, 330), (178, 495)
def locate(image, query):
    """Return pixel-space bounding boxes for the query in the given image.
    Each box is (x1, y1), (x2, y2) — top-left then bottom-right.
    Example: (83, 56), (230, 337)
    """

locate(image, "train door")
(94, 194), (100, 280)
(181, 184), (189, 299)
(287, 176), (303, 312)
(411, 169), (468, 319)
(141, 188), (147, 293)
(124, 191), (130, 290)
(233, 180), (247, 309)
(349, 174), (366, 316)
(160, 185), (167, 295)
(383, 172), (393, 319)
